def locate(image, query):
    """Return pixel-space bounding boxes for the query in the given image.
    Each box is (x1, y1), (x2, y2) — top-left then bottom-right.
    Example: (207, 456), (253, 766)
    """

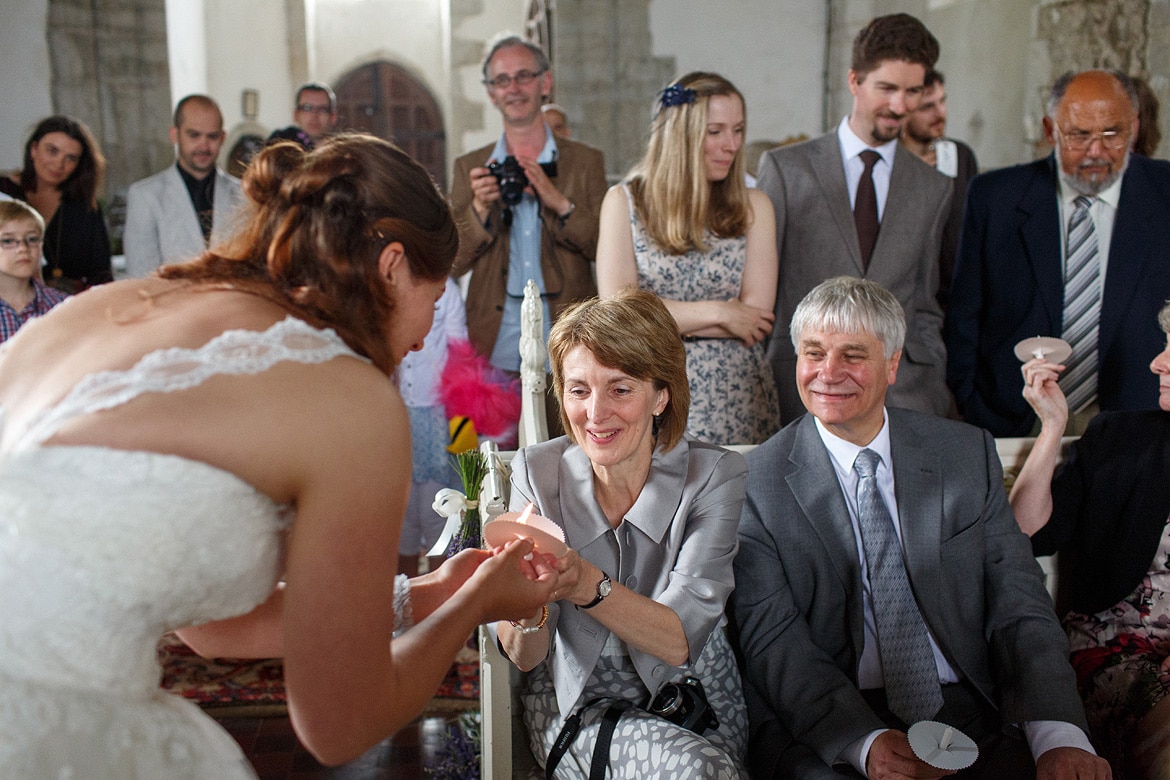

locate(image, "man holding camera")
(451, 34), (606, 382)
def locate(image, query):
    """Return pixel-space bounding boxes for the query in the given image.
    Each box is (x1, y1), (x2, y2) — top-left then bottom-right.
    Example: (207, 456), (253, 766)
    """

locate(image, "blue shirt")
(485, 126), (557, 372)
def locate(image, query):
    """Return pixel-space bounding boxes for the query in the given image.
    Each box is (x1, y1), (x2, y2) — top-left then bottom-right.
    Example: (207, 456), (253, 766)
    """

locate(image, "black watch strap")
(580, 571), (611, 610)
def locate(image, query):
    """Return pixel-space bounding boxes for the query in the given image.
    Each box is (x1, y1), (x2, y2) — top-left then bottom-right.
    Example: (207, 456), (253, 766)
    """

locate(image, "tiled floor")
(216, 706), (472, 779)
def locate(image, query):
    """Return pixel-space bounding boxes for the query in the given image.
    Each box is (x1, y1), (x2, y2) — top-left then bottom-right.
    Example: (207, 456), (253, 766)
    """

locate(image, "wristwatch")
(580, 571), (612, 609)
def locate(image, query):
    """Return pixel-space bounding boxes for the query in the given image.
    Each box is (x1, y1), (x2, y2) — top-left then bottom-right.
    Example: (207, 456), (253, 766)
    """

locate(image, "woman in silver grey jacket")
(496, 288), (749, 779)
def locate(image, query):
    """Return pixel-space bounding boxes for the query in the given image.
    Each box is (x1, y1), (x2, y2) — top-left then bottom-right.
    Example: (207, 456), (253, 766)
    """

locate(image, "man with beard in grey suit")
(757, 14), (953, 422)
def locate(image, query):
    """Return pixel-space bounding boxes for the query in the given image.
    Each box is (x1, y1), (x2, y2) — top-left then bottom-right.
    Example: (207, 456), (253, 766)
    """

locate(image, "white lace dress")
(0, 317), (364, 779)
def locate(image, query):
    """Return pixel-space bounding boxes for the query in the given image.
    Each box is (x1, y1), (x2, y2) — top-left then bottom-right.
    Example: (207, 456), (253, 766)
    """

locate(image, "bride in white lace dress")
(0, 135), (557, 778)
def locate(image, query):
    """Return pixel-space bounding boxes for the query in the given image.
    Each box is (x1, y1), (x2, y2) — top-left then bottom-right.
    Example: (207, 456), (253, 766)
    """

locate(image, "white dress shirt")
(836, 117), (900, 222)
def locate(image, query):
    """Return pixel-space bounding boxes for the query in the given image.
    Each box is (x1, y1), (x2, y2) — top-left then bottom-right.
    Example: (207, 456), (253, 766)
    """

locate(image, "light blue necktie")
(854, 448), (944, 723)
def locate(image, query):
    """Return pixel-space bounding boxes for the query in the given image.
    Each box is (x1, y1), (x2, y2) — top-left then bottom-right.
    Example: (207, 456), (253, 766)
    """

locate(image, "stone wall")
(48, 0), (172, 214)
(553, 0), (674, 178)
(1032, 0), (1165, 158)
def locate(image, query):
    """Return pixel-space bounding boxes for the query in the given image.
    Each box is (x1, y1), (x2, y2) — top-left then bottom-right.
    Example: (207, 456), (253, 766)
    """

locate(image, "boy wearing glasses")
(0, 200), (67, 344)
(450, 33), (606, 434)
(947, 69), (1170, 436)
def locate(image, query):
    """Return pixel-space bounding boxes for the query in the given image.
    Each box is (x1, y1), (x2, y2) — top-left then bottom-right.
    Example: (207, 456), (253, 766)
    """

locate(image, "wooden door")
(334, 62), (446, 190)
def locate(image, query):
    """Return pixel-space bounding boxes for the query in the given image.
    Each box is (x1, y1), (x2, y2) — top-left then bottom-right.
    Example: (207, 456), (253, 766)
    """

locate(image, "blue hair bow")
(659, 83), (696, 109)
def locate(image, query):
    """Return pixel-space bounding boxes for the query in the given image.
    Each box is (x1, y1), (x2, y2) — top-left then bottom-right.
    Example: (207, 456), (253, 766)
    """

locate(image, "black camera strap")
(545, 698), (633, 780)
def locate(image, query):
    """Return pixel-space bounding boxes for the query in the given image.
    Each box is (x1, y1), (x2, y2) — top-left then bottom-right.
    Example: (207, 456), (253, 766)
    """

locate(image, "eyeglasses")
(296, 103), (333, 115)
(1058, 126), (1130, 151)
(483, 69), (546, 90)
(0, 236), (42, 250)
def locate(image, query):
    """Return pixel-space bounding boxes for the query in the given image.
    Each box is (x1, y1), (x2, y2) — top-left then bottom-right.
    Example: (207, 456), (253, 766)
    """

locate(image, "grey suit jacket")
(757, 133), (953, 420)
(506, 436), (747, 719)
(732, 410), (1087, 778)
(123, 165), (245, 277)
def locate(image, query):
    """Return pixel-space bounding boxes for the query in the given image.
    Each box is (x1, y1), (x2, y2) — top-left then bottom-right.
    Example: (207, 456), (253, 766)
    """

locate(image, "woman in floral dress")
(596, 72), (779, 445)
(1011, 301), (1170, 778)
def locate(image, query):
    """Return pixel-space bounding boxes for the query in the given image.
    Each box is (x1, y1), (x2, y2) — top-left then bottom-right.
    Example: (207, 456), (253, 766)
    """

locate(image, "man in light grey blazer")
(757, 14), (953, 421)
(732, 277), (1108, 780)
(124, 95), (245, 277)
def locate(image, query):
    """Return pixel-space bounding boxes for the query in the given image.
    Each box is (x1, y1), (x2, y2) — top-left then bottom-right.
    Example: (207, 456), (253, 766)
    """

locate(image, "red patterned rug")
(157, 633), (479, 714)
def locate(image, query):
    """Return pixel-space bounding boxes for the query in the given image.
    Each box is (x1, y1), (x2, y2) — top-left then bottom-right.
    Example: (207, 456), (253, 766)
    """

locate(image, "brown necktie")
(854, 149), (881, 270)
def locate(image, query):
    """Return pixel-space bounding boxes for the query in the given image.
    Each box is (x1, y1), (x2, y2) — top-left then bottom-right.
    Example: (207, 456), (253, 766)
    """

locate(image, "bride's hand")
(471, 538), (557, 623)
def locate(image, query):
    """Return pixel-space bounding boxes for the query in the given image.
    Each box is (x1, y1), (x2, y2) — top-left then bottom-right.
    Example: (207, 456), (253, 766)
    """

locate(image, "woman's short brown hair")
(548, 288), (690, 452)
(159, 134), (457, 374)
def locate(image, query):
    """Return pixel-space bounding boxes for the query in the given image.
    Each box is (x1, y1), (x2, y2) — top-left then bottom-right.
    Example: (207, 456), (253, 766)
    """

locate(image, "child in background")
(0, 200), (68, 344)
(396, 277), (468, 576)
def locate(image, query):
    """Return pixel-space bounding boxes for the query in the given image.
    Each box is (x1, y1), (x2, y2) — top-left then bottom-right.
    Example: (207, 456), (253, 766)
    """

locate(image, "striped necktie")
(854, 448), (943, 724)
(1061, 195), (1101, 412)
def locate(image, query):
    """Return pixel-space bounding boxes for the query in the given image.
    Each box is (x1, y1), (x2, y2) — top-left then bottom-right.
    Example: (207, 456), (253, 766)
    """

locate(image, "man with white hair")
(946, 69), (1170, 436)
(734, 276), (1108, 779)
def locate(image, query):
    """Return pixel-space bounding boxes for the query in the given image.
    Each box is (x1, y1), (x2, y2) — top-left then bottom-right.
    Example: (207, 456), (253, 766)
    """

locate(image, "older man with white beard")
(946, 69), (1170, 436)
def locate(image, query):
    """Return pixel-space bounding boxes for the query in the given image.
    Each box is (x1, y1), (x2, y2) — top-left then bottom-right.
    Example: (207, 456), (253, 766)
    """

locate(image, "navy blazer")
(1032, 410), (1170, 615)
(946, 154), (1170, 436)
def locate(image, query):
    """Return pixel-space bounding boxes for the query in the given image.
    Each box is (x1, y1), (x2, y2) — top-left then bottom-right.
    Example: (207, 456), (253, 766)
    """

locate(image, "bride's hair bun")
(243, 141), (307, 207)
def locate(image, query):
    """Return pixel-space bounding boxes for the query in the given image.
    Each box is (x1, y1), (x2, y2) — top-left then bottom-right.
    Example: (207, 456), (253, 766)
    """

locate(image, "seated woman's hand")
(549, 548), (599, 606)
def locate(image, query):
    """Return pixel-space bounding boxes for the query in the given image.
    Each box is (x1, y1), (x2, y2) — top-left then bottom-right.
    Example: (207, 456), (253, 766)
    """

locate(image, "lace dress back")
(0, 317), (364, 779)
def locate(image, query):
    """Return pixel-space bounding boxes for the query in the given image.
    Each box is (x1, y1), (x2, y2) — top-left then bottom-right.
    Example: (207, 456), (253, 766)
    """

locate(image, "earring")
(652, 414), (662, 437)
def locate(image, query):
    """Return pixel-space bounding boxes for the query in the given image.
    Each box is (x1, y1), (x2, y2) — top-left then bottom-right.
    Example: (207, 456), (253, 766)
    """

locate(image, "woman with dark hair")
(597, 72), (780, 446)
(0, 135), (555, 778)
(497, 288), (749, 778)
(1, 115), (113, 291)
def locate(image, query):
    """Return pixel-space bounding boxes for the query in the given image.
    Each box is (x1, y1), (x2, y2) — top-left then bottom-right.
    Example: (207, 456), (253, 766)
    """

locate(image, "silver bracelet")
(392, 574), (413, 637)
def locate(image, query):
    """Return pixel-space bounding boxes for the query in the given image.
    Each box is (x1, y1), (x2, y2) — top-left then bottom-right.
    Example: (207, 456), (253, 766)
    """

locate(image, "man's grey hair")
(481, 34), (550, 80)
(790, 276), (907, 359)
(1158, 300), (1170, 335)
(1046, 69), (1139, 118)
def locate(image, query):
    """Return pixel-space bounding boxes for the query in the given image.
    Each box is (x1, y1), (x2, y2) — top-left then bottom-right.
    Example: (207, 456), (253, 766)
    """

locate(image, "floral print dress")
(1065, 514), (1170, 773)
(624, 184), (780, 445)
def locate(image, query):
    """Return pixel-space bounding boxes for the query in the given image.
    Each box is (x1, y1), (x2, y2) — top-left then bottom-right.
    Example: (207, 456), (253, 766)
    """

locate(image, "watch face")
(598, 577), (612, 598)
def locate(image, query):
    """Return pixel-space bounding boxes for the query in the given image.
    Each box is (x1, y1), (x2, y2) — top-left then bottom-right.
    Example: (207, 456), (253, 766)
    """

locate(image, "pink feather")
(440, 340), (521, 439)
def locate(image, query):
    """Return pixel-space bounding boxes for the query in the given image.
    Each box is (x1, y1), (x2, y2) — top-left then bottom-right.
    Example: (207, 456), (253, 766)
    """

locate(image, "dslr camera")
(648, 676), (718, 734)
(487, 155), (558, 207)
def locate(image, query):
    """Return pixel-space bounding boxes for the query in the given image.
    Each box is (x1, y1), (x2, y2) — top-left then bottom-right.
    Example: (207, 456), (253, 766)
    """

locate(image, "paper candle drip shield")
(907, 721), (978, 771)
(484, 502), (568, 557)
(1014, 336), (1072, 364)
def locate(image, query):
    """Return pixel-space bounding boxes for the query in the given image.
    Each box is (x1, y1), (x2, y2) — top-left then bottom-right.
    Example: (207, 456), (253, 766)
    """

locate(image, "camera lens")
(651, 685), (683, 717)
